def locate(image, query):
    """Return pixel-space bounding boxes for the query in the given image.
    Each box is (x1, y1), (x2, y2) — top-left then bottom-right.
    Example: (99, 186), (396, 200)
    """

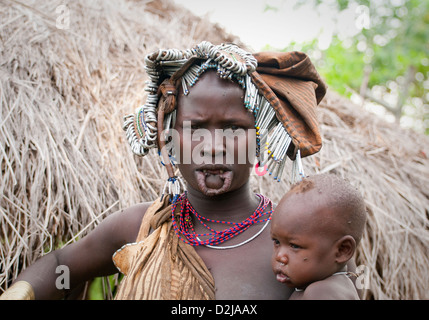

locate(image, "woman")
(1, 42), (326, 300)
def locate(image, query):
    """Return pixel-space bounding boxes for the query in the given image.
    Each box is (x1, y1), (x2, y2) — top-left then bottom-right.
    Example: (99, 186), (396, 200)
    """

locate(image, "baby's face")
(270, 190), (342, 289)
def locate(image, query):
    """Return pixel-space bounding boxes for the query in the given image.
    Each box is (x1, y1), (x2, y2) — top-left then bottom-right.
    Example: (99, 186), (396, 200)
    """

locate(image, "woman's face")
(173, 70), (256, 197)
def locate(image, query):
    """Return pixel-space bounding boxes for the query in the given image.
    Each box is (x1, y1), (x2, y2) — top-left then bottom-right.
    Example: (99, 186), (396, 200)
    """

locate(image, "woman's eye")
(225, 125), (242, 131)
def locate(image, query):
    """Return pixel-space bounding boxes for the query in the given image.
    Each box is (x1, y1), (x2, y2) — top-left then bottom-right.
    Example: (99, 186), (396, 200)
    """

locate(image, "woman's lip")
(195, 169), (233, 196)
(196, 165), (232, 175)
(202, 169), (226, 175)
(197, 165), (231, 170)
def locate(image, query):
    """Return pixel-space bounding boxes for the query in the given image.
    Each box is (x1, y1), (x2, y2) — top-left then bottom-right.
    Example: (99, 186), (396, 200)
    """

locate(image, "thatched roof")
(1, 0), (428, 299)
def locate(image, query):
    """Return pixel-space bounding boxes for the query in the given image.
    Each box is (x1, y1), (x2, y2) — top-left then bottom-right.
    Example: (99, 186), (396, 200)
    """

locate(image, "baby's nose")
(276, 253), (288, 265)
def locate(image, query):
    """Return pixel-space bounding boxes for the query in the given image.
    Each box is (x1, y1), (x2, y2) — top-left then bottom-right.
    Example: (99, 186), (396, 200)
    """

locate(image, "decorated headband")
(123, 41), (327, 201)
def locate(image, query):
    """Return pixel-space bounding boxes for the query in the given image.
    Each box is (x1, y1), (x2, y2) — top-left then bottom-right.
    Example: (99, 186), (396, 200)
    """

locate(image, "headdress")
(123, 41), (327, 201)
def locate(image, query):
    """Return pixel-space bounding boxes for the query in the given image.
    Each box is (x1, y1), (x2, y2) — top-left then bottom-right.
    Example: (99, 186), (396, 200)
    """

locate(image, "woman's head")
(122, 41), (326, 200)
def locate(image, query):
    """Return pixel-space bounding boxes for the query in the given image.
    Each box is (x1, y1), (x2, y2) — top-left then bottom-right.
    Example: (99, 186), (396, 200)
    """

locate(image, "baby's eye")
(272, 238), (280, 246)
(289, 243), (301, 250)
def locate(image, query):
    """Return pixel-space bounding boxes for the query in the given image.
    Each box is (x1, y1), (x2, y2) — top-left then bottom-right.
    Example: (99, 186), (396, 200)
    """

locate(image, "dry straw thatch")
(1, 0), (428, 299)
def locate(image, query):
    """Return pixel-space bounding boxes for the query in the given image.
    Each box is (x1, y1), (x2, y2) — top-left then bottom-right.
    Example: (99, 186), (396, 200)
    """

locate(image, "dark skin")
(15, 202), (149, 299)
(271, 188), (359, 299)
(15, 70), (291, 299)
(174, 71), (289, 299)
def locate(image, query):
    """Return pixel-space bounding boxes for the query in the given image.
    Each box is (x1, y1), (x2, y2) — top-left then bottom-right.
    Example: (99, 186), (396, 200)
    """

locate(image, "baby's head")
(271, 173), (367, 289)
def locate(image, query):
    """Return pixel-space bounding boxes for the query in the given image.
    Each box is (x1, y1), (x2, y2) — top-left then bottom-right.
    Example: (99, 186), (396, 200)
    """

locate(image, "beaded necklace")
(171, 193), (273, 248)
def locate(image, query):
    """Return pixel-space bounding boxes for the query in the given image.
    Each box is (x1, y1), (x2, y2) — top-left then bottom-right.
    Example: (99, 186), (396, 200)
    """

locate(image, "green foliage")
(88, 274), (122, 300)
(88, 277), (105, 300)
(319, 38), (365, 97)
(281, 0), (428, 133)
(263, 4), (279, 13)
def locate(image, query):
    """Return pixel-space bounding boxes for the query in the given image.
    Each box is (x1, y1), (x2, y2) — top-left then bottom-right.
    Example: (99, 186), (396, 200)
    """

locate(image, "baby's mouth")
(274, 263), (292, 285)
(195, 166), (233, 196)
(276, 271), (291, 284)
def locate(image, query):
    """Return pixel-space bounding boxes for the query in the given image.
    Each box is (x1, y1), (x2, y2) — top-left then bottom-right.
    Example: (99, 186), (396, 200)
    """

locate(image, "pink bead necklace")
(171, 193), (273, 248)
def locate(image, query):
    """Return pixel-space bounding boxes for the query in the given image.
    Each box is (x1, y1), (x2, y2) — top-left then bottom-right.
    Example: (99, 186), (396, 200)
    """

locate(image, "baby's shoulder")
(302, 274), (359, 300)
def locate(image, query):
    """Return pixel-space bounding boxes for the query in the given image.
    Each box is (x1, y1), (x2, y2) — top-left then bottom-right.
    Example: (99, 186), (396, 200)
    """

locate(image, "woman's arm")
(10, 202), (151, 299)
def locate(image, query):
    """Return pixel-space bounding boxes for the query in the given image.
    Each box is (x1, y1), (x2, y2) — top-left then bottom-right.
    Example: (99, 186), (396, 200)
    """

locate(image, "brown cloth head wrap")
(251, 51), (327, 158)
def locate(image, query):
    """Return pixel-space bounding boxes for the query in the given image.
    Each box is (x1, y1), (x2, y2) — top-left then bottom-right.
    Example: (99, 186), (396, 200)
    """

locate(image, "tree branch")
(363, 90), (398, 114)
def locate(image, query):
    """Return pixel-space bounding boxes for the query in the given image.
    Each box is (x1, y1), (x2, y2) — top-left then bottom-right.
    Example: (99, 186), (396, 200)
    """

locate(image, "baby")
(270, 173), (367, 300)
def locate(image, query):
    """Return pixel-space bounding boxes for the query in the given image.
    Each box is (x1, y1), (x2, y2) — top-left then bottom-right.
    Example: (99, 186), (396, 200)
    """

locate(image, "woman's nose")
(201, 130), (226, 161)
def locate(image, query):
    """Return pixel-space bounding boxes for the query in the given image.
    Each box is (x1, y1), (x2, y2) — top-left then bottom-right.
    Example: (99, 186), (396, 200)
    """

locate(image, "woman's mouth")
(195, 166), (233, 196)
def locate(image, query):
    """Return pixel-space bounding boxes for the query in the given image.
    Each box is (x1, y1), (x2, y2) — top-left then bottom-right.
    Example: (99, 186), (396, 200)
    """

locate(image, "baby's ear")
(335, 235), (356, 264)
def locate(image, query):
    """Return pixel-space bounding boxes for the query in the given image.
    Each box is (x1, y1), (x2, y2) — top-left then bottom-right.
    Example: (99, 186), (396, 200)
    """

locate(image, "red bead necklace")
(171, 192), (273, 247)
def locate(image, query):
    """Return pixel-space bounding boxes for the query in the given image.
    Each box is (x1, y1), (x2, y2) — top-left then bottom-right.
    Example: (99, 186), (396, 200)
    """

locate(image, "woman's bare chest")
(194, 226), (292, 300)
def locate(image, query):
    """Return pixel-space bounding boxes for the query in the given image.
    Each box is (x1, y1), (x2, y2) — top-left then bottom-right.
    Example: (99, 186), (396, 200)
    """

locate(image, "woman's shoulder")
(100, 201), (155, 245)
(119, 201), (153, 218)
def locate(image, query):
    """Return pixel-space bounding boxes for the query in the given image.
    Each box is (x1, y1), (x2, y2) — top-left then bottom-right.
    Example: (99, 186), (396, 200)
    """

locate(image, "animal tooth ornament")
(123, 41), (327, 201)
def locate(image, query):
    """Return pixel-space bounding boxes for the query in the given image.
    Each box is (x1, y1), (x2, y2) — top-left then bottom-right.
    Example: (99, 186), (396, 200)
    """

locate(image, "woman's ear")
(335, 235), (356, 264)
